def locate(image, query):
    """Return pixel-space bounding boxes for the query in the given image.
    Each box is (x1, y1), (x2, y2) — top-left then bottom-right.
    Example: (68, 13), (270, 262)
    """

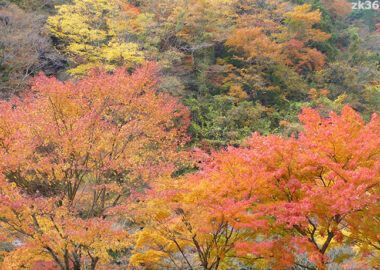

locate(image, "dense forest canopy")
(0, 0), (379, 269)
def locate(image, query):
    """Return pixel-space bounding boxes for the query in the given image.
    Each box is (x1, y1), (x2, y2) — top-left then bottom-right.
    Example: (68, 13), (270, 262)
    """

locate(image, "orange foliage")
(226, 4), (330, 74)
(0, 63), (190, 269)
(133, 106), (379, 269)
(320, 0), (352, 18)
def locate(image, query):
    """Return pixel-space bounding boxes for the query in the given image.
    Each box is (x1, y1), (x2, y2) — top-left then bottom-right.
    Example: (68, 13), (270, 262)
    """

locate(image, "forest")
(0, 0), (379, 269)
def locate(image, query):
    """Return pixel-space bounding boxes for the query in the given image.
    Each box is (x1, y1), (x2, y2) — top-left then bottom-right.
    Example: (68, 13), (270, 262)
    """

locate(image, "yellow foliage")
(334, 93), (347, 105)
(286, 4), (331, 43)
(47, 0), (144, 75)
(226, 27), (284, 64)
(228, 85), (248, 100)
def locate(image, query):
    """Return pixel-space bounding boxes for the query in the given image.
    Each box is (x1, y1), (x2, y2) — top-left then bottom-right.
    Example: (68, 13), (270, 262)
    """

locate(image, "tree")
(222, 2), (331, 108)
(319, 0), (351, 19)
(47, 0), (238, 86)
(282, 4), (330, 73)
(47, 0), (144, 75)
(225, 3), (330, 79)
(7, 0), (68, 12)
(0, 63), (191, 269)
(132, 105), (379, 269)
(284, 4), (331, 44)
(0, 2), (65, 96)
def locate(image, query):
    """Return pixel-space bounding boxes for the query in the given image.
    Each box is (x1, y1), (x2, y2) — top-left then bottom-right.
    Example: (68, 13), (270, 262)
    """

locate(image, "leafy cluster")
(132, 105), (379, 270)
(0, 0), (379, 269)
(0, 64), (191, 269)
(44, 0), (379, 146)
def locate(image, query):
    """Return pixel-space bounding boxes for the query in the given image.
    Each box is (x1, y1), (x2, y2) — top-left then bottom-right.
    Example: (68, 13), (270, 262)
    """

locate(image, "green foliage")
(346, 2), (380, 31)
(185, 96), (272, 147)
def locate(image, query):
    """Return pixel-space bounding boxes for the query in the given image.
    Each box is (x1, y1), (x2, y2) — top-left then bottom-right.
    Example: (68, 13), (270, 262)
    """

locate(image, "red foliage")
(135, 105), (379, 269)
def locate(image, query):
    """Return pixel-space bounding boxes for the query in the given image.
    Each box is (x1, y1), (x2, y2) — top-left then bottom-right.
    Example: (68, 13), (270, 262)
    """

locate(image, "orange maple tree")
(0, 63), (190, 269)
(132, 105), (379, 269)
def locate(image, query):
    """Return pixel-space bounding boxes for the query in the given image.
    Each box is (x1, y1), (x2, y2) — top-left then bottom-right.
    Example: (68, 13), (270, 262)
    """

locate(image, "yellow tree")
(284, 4), (331, 44)
(129, 175), (256, 270)
(47, 0), (144, 75)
